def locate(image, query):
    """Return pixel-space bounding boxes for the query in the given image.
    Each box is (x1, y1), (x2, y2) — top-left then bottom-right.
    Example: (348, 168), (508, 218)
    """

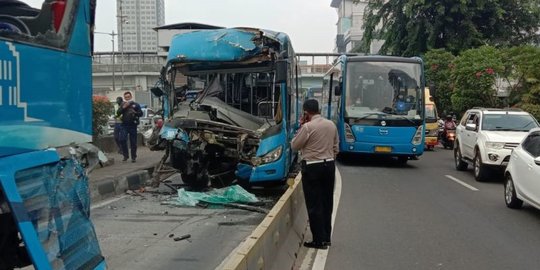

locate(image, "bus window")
(0, 0), (80, 49)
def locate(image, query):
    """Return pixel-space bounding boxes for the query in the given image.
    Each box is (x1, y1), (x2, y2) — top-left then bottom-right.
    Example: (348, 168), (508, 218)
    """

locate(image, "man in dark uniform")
(292, 99), (339, 249)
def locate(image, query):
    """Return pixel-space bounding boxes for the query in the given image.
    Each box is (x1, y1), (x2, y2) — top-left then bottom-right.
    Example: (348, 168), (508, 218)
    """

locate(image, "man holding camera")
(292, 99), (339, 249)
(117, 91), (143, 162)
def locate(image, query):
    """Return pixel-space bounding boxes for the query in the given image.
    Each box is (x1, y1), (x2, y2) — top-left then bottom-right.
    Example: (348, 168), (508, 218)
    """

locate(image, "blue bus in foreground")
(322, 56), (425, 163)
(0, 1), (105, 269)
(152, 27), (300, 187)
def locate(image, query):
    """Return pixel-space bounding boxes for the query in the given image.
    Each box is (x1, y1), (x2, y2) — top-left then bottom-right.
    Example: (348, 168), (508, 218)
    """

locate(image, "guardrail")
(218, 173), (307, 270)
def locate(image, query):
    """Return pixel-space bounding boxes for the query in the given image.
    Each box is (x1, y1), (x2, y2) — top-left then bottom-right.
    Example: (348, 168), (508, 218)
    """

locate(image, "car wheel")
(504, 174), (523, 209)
(454, 144), (468, 171)
(474, 150), (488, 182)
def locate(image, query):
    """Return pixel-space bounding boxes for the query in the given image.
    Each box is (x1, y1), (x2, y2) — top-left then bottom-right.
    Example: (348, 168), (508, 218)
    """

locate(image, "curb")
(218, 173), (308, 270)
(89, 168), (153, 204)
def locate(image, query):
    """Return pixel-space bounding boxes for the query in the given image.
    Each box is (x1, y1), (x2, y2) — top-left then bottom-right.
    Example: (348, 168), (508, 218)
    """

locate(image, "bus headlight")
(411, 126), (424, 145)
(252, 146), (283, 166)
(345, 123), (356, 143)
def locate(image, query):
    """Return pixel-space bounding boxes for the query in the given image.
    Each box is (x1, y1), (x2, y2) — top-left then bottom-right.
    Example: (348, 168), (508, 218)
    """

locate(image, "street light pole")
(118, 0), (128, 90)
(95, 31), (118, 92)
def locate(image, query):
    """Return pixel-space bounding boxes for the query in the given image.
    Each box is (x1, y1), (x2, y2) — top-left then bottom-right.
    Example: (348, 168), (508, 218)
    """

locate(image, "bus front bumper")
(341, 142), (424, 156)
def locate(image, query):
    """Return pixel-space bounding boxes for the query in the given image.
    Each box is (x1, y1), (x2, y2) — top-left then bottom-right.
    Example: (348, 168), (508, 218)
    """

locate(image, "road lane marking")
(91, 195), (128, 210)
(445, 175), (479, 191)
(310, 166), (343, 270)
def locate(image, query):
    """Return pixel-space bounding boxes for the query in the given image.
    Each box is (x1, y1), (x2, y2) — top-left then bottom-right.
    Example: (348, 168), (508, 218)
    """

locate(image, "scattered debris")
(175, 185), (258, 207)
(173, 234), (191, 242)
(126, 190), (144, 197)
(169, 234), (175, 238)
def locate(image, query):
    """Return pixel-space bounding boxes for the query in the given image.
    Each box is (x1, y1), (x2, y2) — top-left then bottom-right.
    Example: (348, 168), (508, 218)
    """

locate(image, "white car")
(504, 128), (540, 209)
(454, 108), (539, 181)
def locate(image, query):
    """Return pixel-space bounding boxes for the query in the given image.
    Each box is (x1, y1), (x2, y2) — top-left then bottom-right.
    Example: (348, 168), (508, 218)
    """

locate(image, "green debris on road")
(175, 185), (259, 207)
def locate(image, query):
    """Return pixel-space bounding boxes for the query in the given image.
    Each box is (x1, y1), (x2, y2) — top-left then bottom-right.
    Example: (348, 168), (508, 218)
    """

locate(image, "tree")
(451, 46), (504, 114)
(502, 46), (540, 119)
(356, 0), (540, 56)
(424, 49), (455, 115)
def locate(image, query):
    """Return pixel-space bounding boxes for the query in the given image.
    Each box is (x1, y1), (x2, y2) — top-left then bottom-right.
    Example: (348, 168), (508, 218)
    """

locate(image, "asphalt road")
(89, 182), (281, 270)
(325, 147), (540, 270)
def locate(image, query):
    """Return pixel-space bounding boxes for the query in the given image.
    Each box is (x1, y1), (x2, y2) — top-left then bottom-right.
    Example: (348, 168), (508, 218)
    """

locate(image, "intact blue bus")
(153, 27), (300, 187)
(322, 56), (425, 163)
(0, 1), (105, 269)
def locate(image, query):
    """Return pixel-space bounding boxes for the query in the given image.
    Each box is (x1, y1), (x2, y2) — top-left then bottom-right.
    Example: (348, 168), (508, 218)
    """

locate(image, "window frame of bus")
(0, 0), (80, 50)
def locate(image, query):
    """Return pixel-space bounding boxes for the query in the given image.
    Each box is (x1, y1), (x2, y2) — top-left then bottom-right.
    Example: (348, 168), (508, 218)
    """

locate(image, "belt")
(305, 158), (334, 165)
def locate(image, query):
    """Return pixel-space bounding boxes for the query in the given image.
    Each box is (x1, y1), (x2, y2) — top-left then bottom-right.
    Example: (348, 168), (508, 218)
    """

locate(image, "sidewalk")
(88, 146), (165, 203)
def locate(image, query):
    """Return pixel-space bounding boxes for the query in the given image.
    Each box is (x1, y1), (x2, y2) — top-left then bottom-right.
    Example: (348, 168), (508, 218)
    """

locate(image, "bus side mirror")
(275, 60), (288, 84)
(334, 84), (342, 96)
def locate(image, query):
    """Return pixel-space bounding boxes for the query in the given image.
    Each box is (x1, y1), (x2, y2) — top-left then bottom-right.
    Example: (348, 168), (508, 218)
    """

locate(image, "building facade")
(331, 0), (383, 54)
(117, 0), (165, 52)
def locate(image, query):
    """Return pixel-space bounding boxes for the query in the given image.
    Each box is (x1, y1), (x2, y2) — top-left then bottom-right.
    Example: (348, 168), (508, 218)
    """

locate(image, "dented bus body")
(0, 1), (105, 269)
(153, 28), (300, 187)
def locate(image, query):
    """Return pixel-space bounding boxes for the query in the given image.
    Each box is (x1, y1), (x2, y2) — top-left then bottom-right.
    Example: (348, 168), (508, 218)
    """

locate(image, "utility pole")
(95, 31), (118, 91)
(118, 0), (128, 90)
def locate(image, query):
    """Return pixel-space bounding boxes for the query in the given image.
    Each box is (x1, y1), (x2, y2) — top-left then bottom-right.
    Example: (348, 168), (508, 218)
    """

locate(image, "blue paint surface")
(0, 149), (105, 269)
(0, 0), (93, 157)
(168, 29), (260, 63)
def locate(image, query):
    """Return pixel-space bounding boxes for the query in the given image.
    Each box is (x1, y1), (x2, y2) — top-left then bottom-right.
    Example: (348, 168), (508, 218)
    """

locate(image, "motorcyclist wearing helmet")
(443, 114), (456, 137)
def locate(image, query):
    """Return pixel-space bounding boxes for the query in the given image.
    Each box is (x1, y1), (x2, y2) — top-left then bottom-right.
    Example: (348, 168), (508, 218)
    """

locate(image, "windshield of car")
(345, 61), (423, 121)
(482, 114), (539, 131)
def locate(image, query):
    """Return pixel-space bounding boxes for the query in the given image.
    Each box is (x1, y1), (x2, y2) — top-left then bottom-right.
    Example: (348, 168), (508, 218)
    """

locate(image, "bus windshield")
(345, 61), (423, 120)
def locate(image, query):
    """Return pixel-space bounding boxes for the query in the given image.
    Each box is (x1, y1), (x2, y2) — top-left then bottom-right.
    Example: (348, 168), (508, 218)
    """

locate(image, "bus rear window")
(0, 0), (77, 48)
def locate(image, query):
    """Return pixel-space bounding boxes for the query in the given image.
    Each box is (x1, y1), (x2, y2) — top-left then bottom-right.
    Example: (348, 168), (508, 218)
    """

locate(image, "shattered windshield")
(345, 61), (423, 121)
(0, 0), (80, 49)
(177, 71), (283, 126)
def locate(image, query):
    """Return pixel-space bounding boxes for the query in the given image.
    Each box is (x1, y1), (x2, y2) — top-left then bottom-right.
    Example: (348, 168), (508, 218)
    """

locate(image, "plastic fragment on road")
(174, 185), (258, 207)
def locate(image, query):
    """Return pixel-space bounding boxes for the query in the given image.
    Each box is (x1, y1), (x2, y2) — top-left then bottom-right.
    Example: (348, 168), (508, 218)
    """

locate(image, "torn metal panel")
(0, 150), (104, 270)
(168, 28), (270, 63)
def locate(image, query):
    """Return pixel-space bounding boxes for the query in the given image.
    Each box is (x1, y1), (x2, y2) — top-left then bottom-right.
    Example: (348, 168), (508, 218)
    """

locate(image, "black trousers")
(120, 125), (138, 160)
(301, 160), (335, 243)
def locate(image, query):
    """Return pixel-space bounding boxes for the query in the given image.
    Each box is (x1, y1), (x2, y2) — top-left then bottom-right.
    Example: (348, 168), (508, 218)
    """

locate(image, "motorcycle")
(442, 129), (456, 149)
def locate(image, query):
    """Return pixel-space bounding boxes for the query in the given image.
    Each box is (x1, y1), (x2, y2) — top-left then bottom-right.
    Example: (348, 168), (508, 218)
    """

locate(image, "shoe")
(122, 158), (128, 162)
(303, 241), (328, 249)
(322, 241), (331, 246)
(131, 159), (136, 163)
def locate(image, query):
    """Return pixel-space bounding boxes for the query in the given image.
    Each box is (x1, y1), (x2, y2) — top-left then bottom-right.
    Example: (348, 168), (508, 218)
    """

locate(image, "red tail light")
(52, 0), (67, 32)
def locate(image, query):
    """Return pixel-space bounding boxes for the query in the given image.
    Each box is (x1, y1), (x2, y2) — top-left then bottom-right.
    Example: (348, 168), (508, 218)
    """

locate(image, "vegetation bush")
(92, 95), (113, 140)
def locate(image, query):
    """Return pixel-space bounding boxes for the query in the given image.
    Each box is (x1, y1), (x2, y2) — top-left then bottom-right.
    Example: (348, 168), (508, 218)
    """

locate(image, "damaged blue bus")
(0, 1), (105, 269)
(151, 27), (300, 187)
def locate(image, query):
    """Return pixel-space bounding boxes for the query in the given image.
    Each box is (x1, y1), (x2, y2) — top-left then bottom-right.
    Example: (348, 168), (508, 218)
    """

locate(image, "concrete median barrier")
(218, 173), (308, 270)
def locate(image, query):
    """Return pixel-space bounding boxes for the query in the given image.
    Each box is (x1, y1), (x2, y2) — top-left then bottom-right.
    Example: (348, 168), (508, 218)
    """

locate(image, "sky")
(25, 0), (338, 53)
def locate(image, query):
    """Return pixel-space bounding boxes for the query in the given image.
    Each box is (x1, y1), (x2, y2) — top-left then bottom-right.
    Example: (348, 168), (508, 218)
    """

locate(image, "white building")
(117, 0), (165, 52)
(331, 0), (383, 54)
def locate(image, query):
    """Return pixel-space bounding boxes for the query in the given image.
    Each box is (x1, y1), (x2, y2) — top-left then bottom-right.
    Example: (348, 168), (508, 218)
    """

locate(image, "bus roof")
(167, 28), (291, 64)
(345, 55), (423, 64)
